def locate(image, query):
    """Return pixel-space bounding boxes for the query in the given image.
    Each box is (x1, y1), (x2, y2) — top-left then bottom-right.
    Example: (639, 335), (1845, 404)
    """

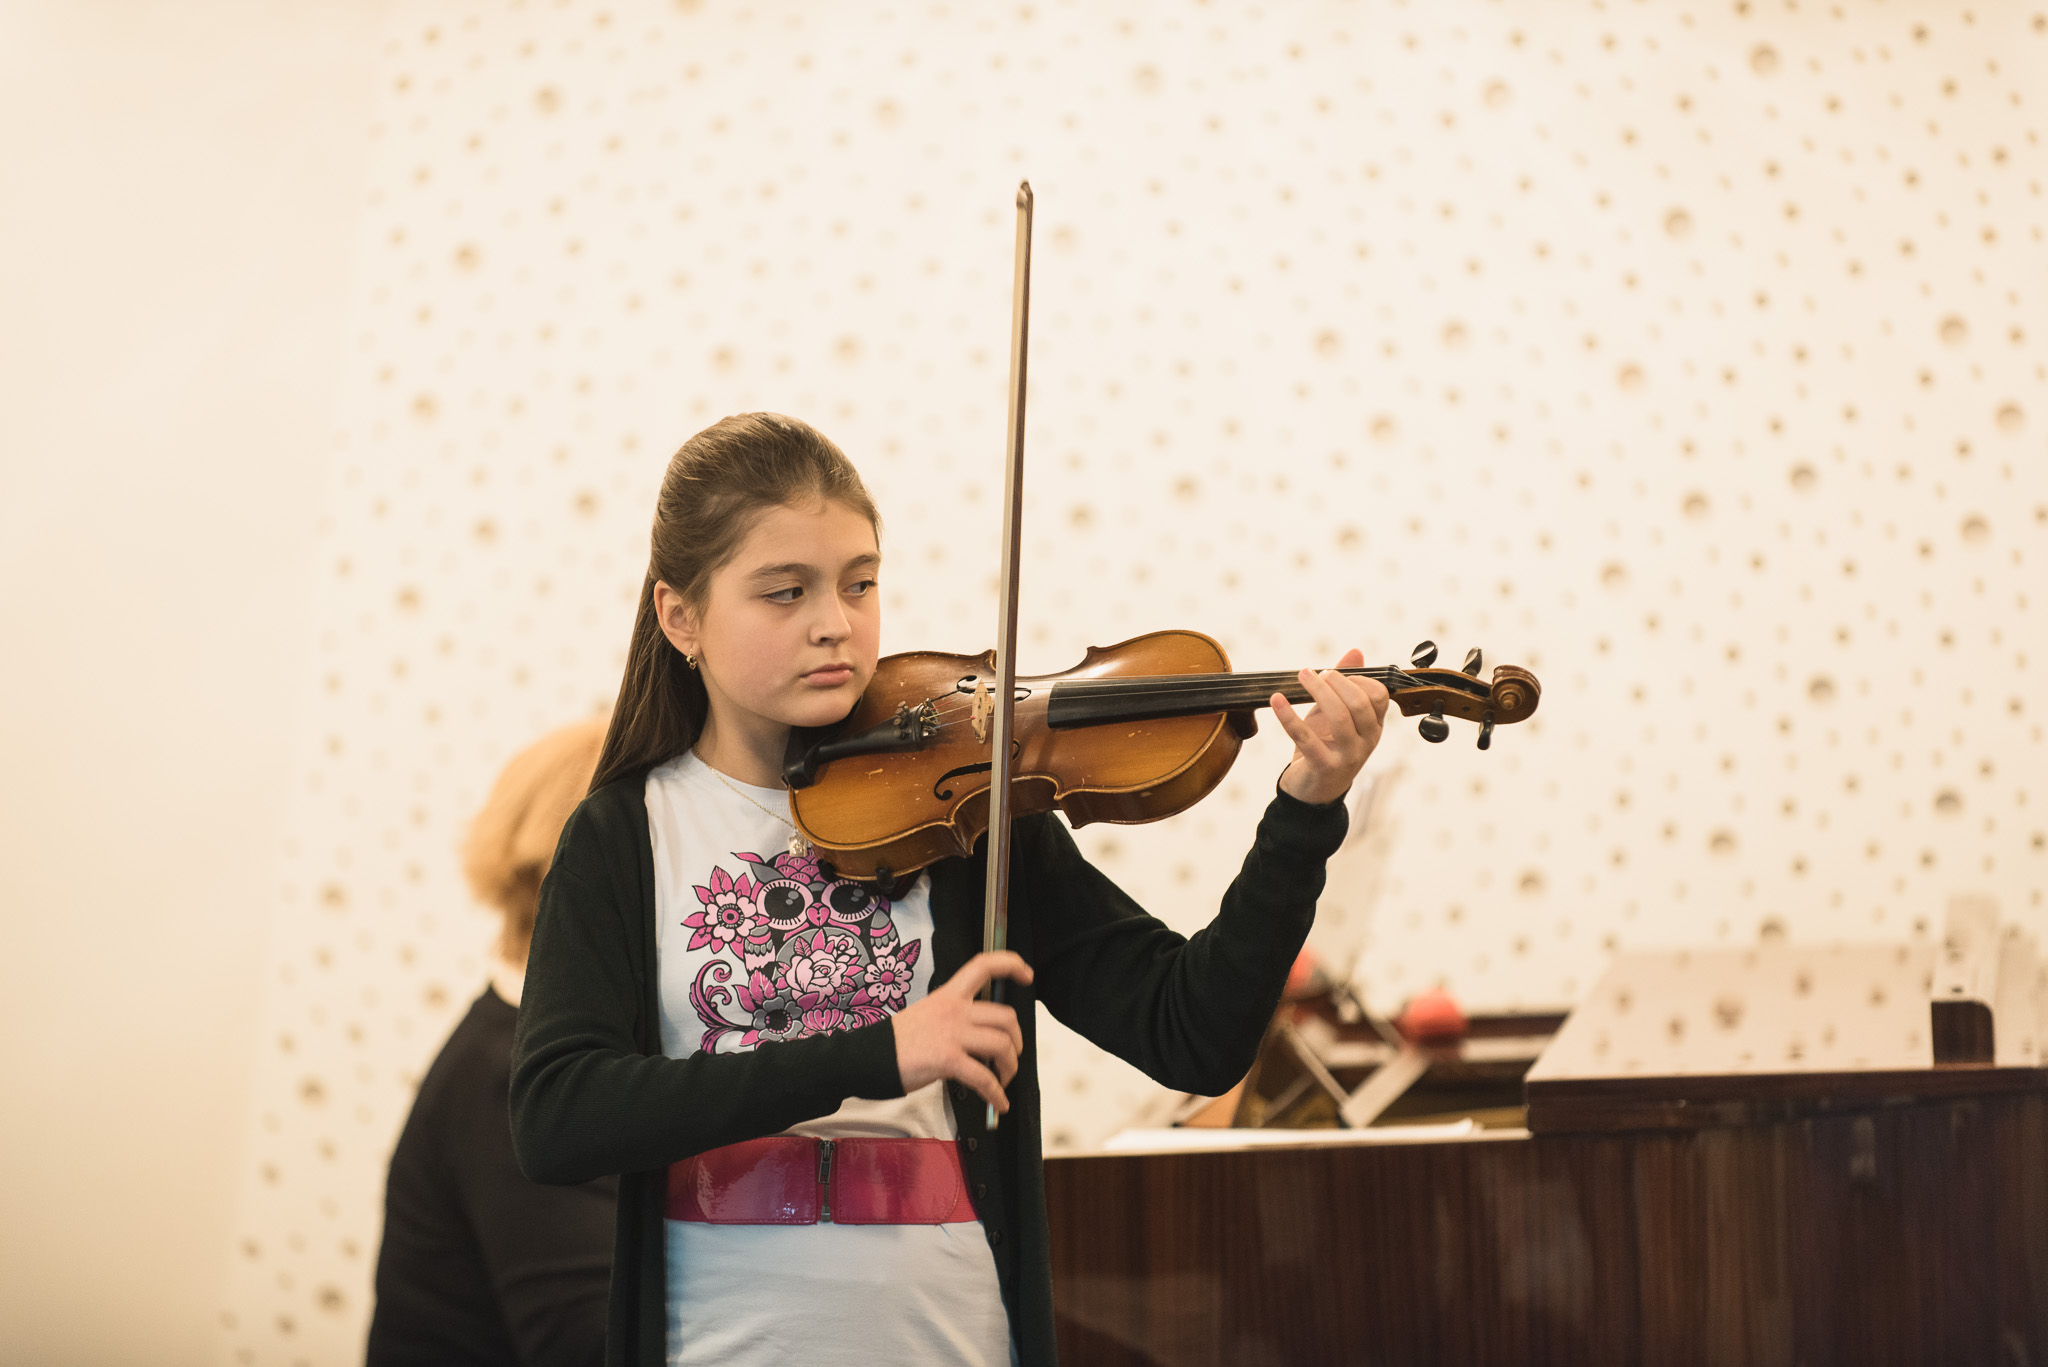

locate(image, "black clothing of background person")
(368, 986), (615, 1367)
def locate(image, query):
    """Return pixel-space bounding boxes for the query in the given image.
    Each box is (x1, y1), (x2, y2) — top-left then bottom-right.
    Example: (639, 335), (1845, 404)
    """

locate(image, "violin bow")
(983, 180), (1033, 1131)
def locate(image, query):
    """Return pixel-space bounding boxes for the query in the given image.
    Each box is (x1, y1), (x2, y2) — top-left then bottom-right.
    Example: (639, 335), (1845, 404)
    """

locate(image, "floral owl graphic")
(684, 847), (921, 1054)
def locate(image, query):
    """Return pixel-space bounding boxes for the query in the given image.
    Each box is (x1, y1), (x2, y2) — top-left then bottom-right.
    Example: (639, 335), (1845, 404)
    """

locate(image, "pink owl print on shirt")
(683, 847), (922, 1054)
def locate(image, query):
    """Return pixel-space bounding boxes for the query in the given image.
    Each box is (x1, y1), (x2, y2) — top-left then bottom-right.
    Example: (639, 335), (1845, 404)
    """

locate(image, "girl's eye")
(847, 578), (878, 597)
(765, 586), (803, 604)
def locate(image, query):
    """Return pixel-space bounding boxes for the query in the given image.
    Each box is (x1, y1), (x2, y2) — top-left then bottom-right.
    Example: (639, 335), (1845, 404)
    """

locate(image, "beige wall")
(0, 4), (387, 1363)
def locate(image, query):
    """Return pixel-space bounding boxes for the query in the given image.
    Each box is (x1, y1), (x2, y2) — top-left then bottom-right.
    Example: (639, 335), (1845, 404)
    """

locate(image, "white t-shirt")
(648, 753), (1012, 1367)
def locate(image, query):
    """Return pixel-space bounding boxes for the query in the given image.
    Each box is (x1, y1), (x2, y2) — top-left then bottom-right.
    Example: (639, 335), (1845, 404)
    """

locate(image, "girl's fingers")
(1277, 675), (1348, 756)
(1269, 696), (1335, 770)
(942, 950), (1035, 998)
(1310, 664), (1390, 743)
(1340, 674), (1390, 731)
(963, 1026), (1022, 1084)
(1274, 681), (1333, 740)
(1295, 666), (1343, 724)
(1363, 676), (1392, 722)
(965, 1001), (1025, 1053)
(1270, 693), (1334, 762)
(1326, 679), (1373, 744)
(1302, 667), (1367, 743)
(952, 1055), (1010, 1114)
(1274, 653), (1390, 804)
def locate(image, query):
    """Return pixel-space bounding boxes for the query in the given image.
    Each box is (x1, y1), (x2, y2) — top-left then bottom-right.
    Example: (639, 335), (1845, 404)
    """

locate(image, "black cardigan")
(509, 773), (1348, 1367)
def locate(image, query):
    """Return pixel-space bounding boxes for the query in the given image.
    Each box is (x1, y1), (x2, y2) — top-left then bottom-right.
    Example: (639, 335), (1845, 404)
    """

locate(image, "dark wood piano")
(1047, 926), (2048, 1365)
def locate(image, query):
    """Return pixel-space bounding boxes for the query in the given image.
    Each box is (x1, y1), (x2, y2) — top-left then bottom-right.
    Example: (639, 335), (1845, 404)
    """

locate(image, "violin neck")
(1043, 667), (1411, 730)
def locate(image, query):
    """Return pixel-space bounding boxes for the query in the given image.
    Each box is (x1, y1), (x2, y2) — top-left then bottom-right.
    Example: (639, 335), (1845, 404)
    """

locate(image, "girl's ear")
(652, 581), (701, 658)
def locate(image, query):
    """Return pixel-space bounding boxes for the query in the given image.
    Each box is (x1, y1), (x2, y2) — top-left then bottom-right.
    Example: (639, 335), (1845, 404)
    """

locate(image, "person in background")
(368, 717), (616, 1367)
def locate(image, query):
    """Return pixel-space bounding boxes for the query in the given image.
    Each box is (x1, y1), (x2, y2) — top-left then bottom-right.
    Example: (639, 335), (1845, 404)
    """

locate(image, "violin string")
(909, 664), (1444, 731)
(915, 666), (1438, 715)
(1045, 668), (1438, 703)
(924, 665), (1432, 712)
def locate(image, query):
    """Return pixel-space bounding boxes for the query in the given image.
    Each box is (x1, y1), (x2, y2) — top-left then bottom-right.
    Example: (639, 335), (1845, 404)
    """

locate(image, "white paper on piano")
(1096, 1119), (1479, 1153)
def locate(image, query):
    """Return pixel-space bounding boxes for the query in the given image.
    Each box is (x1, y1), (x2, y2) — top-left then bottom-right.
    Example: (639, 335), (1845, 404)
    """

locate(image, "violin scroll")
(1389, 657), (1541, 744)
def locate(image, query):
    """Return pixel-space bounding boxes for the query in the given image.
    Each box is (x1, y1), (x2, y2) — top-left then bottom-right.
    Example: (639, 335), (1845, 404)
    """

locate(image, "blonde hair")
(462, 716), (608, 964)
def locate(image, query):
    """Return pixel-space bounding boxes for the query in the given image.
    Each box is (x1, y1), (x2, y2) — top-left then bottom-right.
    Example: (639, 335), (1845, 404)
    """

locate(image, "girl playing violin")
(510, 411), (1391, 1367)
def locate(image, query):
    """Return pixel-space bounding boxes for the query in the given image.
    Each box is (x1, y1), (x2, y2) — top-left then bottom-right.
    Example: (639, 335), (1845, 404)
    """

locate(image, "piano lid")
(1524, 938), (2048, 1134)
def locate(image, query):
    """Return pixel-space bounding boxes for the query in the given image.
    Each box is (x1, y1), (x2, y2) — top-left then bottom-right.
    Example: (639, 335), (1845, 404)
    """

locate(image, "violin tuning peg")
(1410, 640), (1439, 668)
(1419, 711), (1450, 744)
(1460, 647), (1484, 677)
(1477, 711), (1496, 751)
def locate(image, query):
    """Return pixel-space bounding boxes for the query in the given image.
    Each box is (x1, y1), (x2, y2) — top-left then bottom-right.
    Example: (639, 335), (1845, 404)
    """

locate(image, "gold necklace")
(704, 762), (812, 859)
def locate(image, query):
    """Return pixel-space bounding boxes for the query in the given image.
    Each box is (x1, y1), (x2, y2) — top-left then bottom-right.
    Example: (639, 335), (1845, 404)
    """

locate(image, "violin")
(806, 183), (1543, 1124)
(784, 629), (1539, 885)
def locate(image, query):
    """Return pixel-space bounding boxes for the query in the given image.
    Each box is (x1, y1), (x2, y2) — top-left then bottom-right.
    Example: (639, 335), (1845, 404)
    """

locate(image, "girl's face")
(660, 498), (882, 752)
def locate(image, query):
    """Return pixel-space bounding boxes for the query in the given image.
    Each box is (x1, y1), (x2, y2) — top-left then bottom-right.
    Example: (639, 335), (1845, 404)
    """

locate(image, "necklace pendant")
(789, 829), (811, 859)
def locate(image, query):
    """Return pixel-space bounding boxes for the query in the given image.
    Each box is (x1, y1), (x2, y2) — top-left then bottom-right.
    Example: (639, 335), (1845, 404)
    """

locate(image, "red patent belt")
(665, 1135), (979, 1226)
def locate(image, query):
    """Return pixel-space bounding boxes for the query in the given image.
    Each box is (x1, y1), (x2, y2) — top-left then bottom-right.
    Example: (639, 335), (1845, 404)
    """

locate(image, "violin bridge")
(971, 678), (994, 744)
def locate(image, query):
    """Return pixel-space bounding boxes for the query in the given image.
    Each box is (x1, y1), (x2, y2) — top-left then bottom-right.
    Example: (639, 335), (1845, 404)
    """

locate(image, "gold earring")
(683, 652), (697, 670)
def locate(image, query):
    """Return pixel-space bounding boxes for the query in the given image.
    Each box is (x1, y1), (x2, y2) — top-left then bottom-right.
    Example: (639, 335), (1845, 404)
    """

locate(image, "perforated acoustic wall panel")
(220, 2), (2045, 1360)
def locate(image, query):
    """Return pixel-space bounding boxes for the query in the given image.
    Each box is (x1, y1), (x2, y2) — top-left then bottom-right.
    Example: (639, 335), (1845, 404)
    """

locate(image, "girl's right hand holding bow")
(890, 951), (1035, 1115)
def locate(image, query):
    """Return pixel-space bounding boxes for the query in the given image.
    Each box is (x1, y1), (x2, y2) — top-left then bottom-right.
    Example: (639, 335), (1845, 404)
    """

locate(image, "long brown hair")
(589, 412), (880, 793)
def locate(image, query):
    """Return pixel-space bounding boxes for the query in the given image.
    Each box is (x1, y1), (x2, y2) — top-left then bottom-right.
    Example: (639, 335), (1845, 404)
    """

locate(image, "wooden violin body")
(784, 629), (1540, 884)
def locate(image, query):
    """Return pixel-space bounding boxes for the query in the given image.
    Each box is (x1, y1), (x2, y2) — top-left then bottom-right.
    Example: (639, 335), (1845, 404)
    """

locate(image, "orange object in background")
(1282, 947), (1324, 1001)
(1396, 986), (1468, 1042)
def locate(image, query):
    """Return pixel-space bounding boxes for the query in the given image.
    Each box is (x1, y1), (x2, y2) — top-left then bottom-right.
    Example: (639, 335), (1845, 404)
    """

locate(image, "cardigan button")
(966, 1137), (979, 1153)
(975, 1182), (988, 1201)
(989, 1228), (1003, 1247)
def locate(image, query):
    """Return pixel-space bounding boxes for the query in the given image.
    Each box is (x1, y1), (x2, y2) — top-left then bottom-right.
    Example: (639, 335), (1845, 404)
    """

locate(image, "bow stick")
(982, 181), (1033, 1131)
